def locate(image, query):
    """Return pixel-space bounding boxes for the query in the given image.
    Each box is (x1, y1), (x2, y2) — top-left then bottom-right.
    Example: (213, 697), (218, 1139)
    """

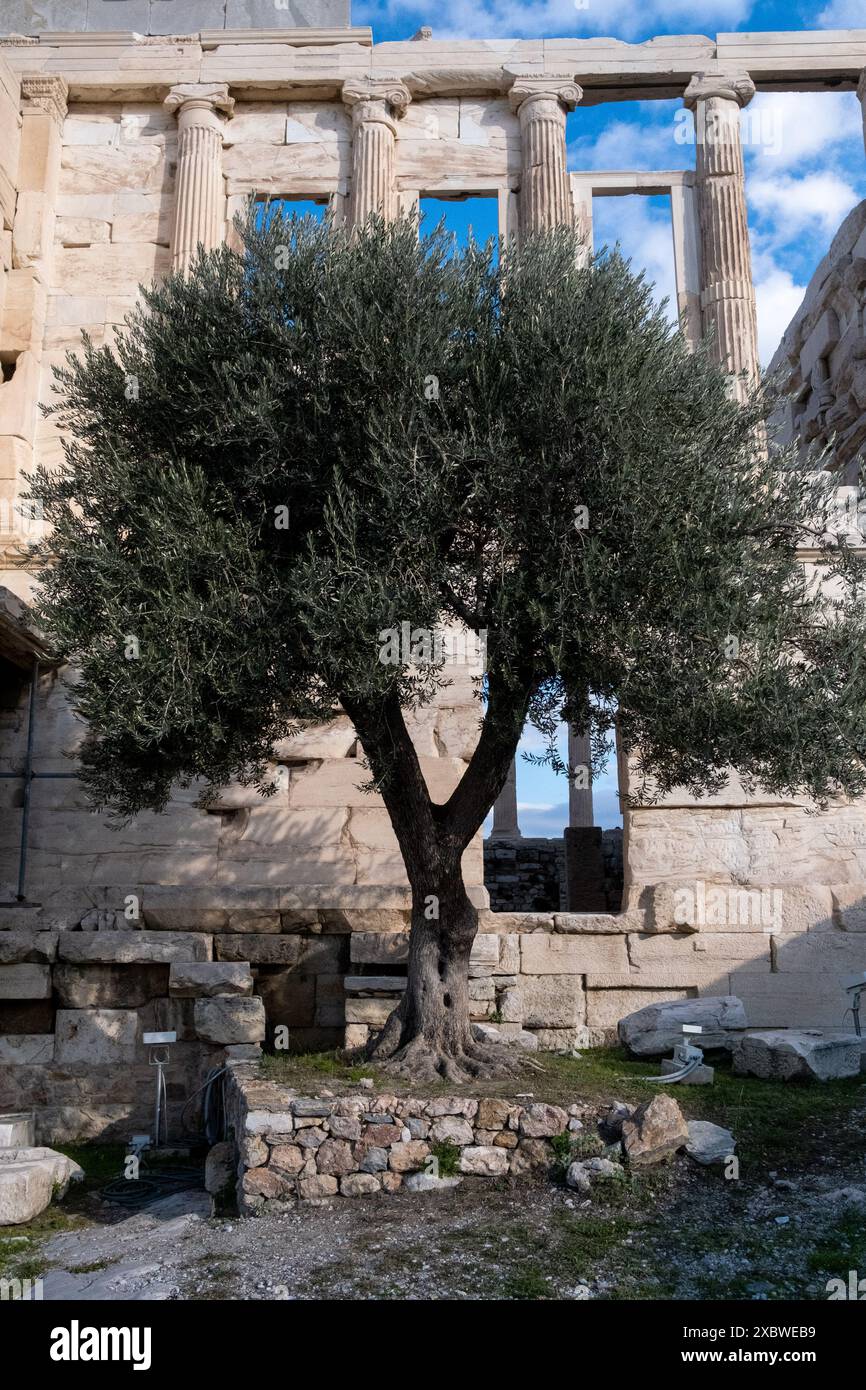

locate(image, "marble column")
(567, 725), (594, 829)
(859, 70), (866, 156)
(165, 83), (234, 274)
(341, 78), (411, 226)
(490, 759), (521, 842)
(508, 72), (582, 235)
(684, 71), (759, 397)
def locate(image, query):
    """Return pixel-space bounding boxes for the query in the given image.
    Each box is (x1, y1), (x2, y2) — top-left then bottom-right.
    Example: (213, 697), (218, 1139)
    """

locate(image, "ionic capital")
(684, 70), (756, 110)
(508, 70), (582, 117)
(342, 76), (411, 130)
(165, 82), (235, 123)
(21, 75), (68, 126)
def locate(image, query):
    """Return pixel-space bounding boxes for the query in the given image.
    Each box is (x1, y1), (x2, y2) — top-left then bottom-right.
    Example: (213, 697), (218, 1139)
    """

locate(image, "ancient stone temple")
(0, 6), (864, 1139)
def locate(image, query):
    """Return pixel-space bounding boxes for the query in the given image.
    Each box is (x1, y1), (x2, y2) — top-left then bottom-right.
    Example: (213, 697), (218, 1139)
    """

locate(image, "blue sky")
(352, 0), (866, 835)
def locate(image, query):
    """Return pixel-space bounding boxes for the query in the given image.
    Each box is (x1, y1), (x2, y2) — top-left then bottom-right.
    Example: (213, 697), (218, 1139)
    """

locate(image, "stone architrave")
(684, 71), (759, 397)
(164, 83), (235, 274)
(508, 71), (582, 234)
(342, 77), (411, 226)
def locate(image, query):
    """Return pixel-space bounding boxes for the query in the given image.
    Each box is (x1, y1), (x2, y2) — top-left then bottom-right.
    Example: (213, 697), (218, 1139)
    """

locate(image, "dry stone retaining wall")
(225, 1065), (586, 1208)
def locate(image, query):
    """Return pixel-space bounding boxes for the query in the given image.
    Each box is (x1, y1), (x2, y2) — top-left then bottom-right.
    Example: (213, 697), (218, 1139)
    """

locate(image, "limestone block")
(531, 1027), (589, 1050)
(553, 912), (633, 934)
(711, 972), (847, 1030)
(53, 963), (169, 1009)
(0, 1035), (54, 1064)
(223, 806), (347, 858)
(59, 145), (164, 196)
(733, 1030), (861, 1081)
(194, 996), (266, 1045)
(456, 99), (519, 149)
(0, 932), (57, 964)
(586, 987), (692, 1031)
(55, 217), (110, 246)
(55, 244), (170, 297)
(397, 137), (518, 185)
(497, 933), (520, 974)
(111, 210), (171, 244)
(771, 930), (866, 973)
(215, 935), (343, 971)
(0, 964), (51, 999)
(1, 270), (47, 356)
(142, 886), (279, 931)
(0, 436), (29, 483)
(62, 115), (120, 147)
(345, 975), (406, 994)
(0, 1147), (83, 1226)
(630, 932), (771, 970)
(832, 885), (866, 931)
(349, 931), (409, 966)
(520, 932), (629, 976)
(476, 911), (553, 934)
(0, 352), (40, 443)
(521, 974), (585, 1029)
(54, 1009), (138, 1065)
(169, 962), (253, 997)
(56, 194), (115, 221)
(223, 143), (345, 195)
(222, 103), (288, 146)
(458, 1145), (509, 1176)
(58, 931), (211, 964)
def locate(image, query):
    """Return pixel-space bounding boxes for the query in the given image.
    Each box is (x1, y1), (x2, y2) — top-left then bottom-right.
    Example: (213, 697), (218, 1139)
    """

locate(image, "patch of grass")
(806, 1213), (866, 1277)
(430, 1140), (461, 1178)
(502, 1266), (552, 1299)
(261, 1049), (376, 1087)
(67, 1258), (117, 1275)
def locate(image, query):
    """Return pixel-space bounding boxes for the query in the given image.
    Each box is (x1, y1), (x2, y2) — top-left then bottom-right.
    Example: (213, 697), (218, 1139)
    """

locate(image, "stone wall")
(769, 197), (866, 481)
(225, 1063), (586, 1208)
(483, 830), (624, 915)
(0, 1), (353, 37)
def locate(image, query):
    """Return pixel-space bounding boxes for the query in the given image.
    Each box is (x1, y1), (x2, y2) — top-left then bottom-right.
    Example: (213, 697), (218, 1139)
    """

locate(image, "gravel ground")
(31, 1148), (866, 1302)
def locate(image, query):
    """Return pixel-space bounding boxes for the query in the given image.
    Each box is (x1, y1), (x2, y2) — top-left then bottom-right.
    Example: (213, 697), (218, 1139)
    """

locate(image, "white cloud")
(745, 91), (863, 171)
(356, 0), (752, 42)
(748, 171), (859, 238)
(568, 109), (690, 172)
(817, 0), (866, 23)
(754, 264), (806, 367)
(592, 194), (678, 319)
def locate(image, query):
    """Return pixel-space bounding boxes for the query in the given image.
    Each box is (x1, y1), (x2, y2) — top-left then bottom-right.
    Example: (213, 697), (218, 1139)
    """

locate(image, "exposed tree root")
(366, 1029), (522, 1083)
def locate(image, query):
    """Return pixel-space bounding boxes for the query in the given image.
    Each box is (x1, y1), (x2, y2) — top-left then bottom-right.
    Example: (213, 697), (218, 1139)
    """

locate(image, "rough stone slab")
(0, 932), (58, 964)
(54, 1010), (138, 1065)
(349, 931), (409, 965)
(53, 963), (169, 1009)
(618, 995), (748, 1057)
(459, 1145), (509, 1176)
(194, 995), (266, 1045)
(169, 962), (252, 998)
(58, 932), (212, 965)
(344, 975), (406, 993)
(732, 1030), (862, 1081)
(214, 934), (338, 966)
(0, 964), (51, 999)
(0, 1147), (84, 1226)
(685, 1120), (736, 1165)
(622, 1094), (689, 1167)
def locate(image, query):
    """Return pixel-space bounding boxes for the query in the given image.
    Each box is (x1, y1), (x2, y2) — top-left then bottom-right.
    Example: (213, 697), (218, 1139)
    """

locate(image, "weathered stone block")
(459, 1145), (509, 1176)
(58, 932), (212, 965)
(520, 933), (628, 975)
(349, 931), (409, 965)
(169, 962), (252, 997)
(618, 995), (748, 1057)
(522, 974), (585, 1029)
(732, 1030), (861, 1081)
(0, 965), (51, 1000)
(54, 963), (169, 1009)
(194, 996), (266, 1045)
(54, 1009), (138, 1065)
(0, 1035), (54, 1065)
(0, 933), (57, 965)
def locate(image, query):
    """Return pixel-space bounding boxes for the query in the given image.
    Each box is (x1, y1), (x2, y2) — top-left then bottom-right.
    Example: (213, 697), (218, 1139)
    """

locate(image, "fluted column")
(508, 72), (581, 235)
(165, 83), (234, 274)
(342, 78), (411, 227)
(684, 71), (759, 397)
